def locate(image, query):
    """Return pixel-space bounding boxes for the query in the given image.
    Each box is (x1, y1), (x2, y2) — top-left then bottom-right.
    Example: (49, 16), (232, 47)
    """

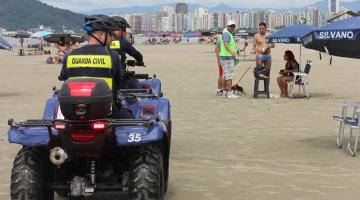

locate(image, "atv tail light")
(91, 121), (107, 130)
(54, 122), (66, 130)
(70, 132), (96, 142)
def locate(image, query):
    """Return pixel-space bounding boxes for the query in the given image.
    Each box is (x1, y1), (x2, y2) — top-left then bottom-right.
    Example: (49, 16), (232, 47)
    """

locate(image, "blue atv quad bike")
(7, 61), (171, 200)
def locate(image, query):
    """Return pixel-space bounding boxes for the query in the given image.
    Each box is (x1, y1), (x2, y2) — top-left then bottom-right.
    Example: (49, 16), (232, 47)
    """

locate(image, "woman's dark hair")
(284, 50), (296, 62)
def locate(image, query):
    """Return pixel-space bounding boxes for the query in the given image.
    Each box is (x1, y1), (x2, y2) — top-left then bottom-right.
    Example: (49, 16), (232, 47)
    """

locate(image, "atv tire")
(10, 147), (54, 200)
(129, 145), (165, 200)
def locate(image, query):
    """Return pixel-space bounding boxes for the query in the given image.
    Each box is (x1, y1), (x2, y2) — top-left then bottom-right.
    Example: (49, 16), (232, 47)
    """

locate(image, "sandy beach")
(1, 43), (360, 200)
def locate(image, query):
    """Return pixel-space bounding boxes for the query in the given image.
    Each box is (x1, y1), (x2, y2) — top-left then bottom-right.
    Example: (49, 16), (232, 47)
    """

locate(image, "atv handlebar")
(126, 60), (145, 67)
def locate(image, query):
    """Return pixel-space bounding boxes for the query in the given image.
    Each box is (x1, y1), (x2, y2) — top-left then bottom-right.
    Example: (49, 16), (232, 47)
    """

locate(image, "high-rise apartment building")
(328, 0), (340, 15)
(161, 6), (175, 16)
(175, 3), (188, 14)
(129, 15), (142, 32)
(209, 12), (226, 29)
(305, 7), (320, 27)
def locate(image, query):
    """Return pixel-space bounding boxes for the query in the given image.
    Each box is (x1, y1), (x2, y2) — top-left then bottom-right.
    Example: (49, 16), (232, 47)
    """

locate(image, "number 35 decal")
(128, 133), (142, 142)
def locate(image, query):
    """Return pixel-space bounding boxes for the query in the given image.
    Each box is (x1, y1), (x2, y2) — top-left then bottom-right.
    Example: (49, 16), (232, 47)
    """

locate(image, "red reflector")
(54, 122), (66, 130)
(141, 83), (151, 89)
(70, 132), (96, 142)
(141, 106), (156, 116)
(67, 82), (97, 97)
(92, 121), (107, 130)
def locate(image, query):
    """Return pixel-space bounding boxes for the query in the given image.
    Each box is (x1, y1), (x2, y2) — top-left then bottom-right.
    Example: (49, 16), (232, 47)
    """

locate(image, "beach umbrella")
(30, 31), (53, 39)
(14, 31), (31, 38)
(267, 24), (315, 67)
(184, 33), (197, 37)
(302, 16), (360, 59)
(235, 28), (258, 37)
(43, 33), (85, 44)
(146, 32), (157, 37)
(267, 24), (314, 44)
(0, 35), (12, 50)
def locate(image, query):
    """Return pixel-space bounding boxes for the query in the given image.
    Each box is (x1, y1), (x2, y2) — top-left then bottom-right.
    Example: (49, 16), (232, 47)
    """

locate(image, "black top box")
(58, 78), (113, 120)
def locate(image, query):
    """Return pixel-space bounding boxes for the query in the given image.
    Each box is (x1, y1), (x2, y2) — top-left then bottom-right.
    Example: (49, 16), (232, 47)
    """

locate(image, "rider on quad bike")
(8, 14), (170, 200)
(110, 16), (143, 66)
(59, 14), (132, 118)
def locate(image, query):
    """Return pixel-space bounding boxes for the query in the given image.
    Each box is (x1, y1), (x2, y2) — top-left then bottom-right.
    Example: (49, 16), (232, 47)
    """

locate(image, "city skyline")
(38, 0), (356, 13)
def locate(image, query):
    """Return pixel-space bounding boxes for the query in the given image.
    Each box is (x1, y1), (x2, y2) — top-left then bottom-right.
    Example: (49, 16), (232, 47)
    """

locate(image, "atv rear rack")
(8, 118), (154, 128)
(118, 89), (159, 98)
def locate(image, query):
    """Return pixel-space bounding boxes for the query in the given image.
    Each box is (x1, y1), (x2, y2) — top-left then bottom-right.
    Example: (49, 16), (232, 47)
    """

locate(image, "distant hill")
(0, 0), (86, 32)
(85, 0), (360, 15)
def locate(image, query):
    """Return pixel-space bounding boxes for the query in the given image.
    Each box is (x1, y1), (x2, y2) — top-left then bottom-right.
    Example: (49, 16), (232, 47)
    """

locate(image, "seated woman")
(52, 43), (66, 64)
(277, 50), (299, 97)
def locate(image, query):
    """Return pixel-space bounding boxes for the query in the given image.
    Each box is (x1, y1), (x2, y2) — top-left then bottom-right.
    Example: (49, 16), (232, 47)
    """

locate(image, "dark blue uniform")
(59, 44), (132, 118)
(110, 37), (143, 64)
(59, 44), (123, 92)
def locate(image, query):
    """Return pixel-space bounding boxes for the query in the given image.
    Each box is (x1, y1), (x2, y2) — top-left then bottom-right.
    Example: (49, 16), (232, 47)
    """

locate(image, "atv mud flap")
(115, 124), (165, 146)
(8, 127), (58, 146)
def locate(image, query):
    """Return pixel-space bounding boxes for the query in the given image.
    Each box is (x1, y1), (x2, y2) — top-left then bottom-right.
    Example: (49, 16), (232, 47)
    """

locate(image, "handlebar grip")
(134, 74), (149, 79)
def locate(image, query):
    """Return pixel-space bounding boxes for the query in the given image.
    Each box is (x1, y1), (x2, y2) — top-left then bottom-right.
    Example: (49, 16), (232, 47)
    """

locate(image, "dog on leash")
(231, 84), (246, 95)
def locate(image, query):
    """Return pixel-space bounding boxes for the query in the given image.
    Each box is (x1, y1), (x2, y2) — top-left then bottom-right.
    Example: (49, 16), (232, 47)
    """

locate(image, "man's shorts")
(256, 54), (272, 62)
(217, 60), (223, 78)
(220, 58), (235, 80)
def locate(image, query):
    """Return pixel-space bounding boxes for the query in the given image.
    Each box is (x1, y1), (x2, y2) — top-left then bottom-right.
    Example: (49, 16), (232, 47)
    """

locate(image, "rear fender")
(139, 78), (161, 95)
(115, 124), (165, 146)
(130, 98), (170, 121)
(8, 127), (56, 146)
(42, 95), (59, 120)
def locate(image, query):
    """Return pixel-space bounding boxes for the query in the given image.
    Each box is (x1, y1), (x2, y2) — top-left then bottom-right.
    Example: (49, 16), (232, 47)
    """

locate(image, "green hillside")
(0, 0), (86, 32)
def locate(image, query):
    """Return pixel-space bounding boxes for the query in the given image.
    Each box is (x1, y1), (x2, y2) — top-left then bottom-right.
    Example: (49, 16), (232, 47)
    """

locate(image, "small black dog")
(231, 84), (246, 95)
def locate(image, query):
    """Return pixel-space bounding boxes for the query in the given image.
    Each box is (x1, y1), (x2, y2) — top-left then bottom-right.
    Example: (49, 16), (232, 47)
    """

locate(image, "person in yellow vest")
(219, 20), (239, 98)
(59, 15), (132, 118)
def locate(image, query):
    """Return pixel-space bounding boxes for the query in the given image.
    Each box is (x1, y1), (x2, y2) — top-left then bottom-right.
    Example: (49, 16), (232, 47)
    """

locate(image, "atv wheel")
(129, 145), (165, 200)
(10, 147), (54, 200)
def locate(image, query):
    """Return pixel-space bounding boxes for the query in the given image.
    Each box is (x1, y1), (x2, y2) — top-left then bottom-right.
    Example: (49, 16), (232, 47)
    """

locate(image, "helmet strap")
(88, 31), (107, 46)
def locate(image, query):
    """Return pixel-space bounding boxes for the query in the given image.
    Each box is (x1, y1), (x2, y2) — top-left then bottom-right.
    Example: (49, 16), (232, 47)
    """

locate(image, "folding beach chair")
(287, 60), (312, 98)
(345, 109), (360, 156)
(333, 101), (360, 156)
(333, 101), (360, 149)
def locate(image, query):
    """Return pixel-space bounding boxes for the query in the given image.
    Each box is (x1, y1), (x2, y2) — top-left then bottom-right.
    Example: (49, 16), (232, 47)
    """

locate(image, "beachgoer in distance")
(219, 20), (239, 99)
(277, 50), (299, 97)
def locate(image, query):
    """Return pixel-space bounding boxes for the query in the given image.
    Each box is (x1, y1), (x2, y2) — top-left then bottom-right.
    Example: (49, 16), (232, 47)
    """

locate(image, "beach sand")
(1, 43), (360, 200)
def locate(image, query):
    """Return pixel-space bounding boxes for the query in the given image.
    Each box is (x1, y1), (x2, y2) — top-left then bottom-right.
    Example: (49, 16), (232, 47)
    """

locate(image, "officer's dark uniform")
(110, 37), (143, 89)
(59, 45), (131, 118)
(110, 36), (143, 64)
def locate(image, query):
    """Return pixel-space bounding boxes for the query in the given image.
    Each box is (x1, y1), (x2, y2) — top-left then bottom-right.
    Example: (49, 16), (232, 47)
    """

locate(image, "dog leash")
(233, 67), (251, 85)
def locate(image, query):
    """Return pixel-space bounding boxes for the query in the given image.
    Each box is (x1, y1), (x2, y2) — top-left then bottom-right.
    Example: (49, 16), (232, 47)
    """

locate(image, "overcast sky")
(38, 0), (353, 13)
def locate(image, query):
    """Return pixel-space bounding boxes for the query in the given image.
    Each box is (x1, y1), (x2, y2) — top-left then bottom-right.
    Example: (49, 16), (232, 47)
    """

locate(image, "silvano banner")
(314, 29), (359, 40)
(268, 37), (300, 43)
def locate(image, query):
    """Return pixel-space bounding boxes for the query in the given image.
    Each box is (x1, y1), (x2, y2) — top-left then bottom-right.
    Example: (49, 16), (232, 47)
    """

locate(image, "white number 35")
(128, 133), (142, 142)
